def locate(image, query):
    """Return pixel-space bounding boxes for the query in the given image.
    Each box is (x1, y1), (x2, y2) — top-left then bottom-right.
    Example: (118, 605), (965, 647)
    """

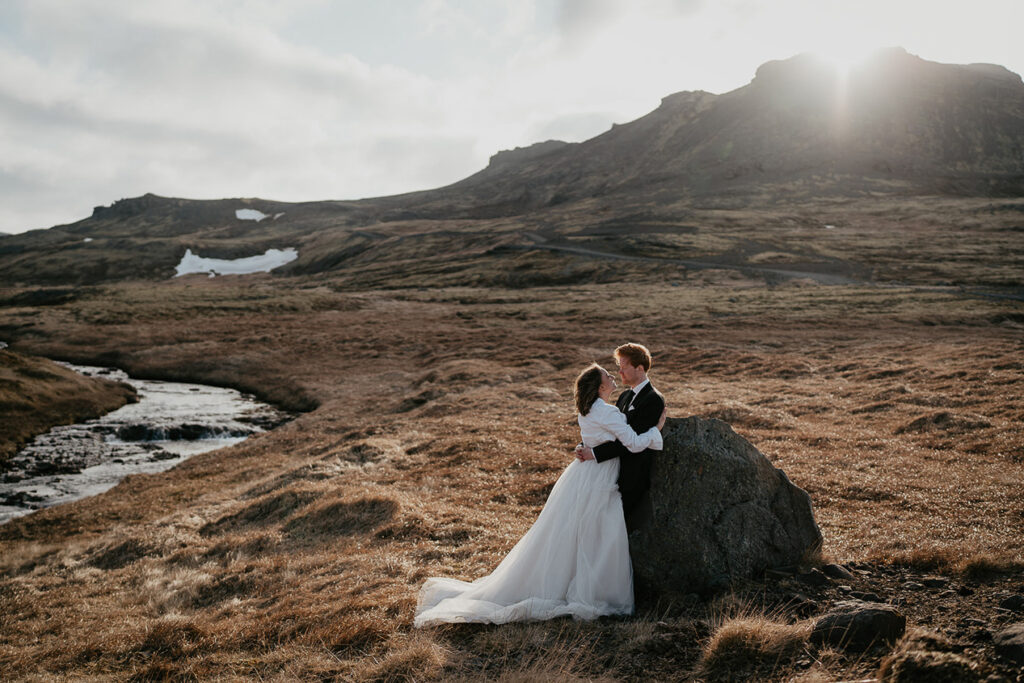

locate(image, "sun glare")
(814, 45), (874, 75)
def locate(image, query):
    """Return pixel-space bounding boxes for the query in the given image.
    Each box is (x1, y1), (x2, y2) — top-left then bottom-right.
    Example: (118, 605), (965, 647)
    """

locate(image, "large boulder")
(630, 416), (822, 593)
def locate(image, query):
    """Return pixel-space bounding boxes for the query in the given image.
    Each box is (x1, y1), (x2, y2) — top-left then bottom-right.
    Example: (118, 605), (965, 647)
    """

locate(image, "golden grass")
(0, 273), (1022, 680)
(865, 545), (1024, 579)
(877, 629), (985, 682)
(700, 601), (812, 680)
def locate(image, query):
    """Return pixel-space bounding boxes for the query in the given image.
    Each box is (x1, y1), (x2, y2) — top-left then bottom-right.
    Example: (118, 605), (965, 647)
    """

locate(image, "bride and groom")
(414, 343), (666, 627)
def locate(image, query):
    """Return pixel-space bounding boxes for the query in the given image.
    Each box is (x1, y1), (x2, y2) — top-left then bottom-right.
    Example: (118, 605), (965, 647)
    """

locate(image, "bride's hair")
(574, 363), (604, 416)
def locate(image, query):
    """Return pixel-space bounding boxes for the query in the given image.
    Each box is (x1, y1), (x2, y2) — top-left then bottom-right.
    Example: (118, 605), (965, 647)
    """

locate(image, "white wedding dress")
(414, 398), (663, 627)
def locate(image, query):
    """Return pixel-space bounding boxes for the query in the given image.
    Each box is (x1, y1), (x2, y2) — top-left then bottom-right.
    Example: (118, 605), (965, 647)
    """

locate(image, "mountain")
(1, 48), (1022, 287)
(395, 48), (1024, 218)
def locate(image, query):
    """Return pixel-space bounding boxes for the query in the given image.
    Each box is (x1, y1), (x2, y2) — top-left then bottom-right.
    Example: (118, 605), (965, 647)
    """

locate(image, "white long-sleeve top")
(577, 398), (663, 452)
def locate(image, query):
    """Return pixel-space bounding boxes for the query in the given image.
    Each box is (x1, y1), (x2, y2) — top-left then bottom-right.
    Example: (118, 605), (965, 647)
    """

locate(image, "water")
(0, 364), (290, 525)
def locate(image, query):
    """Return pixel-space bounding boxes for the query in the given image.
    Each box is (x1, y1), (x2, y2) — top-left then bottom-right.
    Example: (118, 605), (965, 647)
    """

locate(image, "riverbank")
(0, 349), (137, 466)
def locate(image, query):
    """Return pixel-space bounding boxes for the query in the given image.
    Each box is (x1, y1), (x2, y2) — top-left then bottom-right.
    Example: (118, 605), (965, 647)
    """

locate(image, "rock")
(969, 628), (991, 643)
(993, 622), (1024, 664)
(783, 592), (819, 618)
(799, 568), (832, 587)
(902, 581), (925, 590)
(999, 595), (1024, 612)
(850, 591), (884, 603)
(629, 416), (822, 594)
(921, 576), (949, 588)
(811, 600), (907, 651)
(822, 563), (855, 580)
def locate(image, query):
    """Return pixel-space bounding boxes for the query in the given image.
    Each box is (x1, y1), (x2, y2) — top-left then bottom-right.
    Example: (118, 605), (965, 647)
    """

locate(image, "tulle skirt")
(414, 458), (632, 626)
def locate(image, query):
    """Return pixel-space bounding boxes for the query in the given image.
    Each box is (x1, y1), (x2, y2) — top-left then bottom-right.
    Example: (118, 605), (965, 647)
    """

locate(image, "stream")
(0, 364), (291, 525)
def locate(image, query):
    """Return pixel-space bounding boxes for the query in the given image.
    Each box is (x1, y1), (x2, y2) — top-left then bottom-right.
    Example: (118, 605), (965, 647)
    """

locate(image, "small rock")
(837, 584), (853, 593)
(783, 593), (819, 618)
(938, 589), (958, 599)
(921, 576), (949, 589)
(851, 591), (885, 603)
(822, 563), (855, 580)
(992, 622), (1024, 664)
(970, 628), (991, 643)
(999, 595), (1024, 612)
(811, 600), (906, 651)
(799, 568), (832, 587)
(902, 581), (925, 590)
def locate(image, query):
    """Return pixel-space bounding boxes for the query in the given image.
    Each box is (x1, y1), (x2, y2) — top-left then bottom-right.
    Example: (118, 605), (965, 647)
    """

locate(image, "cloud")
(0, 0), (484, 232)
(1, 0), (1021, 234)
(556, 0), (622, 38)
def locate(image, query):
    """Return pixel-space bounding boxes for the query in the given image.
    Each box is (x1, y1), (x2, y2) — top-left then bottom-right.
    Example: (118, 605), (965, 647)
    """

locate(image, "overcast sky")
(1, 0), (1021, 234)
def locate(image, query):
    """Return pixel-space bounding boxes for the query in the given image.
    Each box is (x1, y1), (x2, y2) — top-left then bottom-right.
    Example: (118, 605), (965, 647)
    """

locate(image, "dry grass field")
(1, 268), (1022, 680)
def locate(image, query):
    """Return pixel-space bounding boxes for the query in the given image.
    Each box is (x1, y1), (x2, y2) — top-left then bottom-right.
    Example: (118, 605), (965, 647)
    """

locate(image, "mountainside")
(402, 48), (1024, 217)
(1, 48), (1023, 288)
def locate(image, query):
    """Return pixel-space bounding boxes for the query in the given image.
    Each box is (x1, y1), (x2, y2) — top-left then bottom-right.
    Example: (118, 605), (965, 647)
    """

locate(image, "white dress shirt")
(627, 379), (650, 410)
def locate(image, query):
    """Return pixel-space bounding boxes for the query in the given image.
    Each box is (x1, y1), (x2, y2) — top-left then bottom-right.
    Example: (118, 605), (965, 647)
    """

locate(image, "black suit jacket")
(593, 382), (664, 518)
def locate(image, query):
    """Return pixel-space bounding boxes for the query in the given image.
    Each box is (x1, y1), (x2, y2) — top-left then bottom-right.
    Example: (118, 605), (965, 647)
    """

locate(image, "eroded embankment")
(0, 349), (137, 465)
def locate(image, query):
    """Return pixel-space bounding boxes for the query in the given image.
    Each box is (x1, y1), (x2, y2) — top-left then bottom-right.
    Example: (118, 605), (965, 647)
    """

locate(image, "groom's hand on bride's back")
(575, 443), (595, 461)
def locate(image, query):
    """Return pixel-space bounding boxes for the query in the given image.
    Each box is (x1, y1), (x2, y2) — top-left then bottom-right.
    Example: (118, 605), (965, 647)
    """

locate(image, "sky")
(1, 0), (1021, 234)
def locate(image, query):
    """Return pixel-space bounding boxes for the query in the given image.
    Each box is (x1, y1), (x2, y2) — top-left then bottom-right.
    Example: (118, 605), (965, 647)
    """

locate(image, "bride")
(414, 363), (666, 627)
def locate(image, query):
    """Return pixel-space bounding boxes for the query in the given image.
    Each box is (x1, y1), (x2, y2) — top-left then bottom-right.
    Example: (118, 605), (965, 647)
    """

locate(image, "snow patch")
(83, 237), (93, 242)
(174, 248), (298, 277)
(236, 208), (269, 221)
(273, 212), (285, 220)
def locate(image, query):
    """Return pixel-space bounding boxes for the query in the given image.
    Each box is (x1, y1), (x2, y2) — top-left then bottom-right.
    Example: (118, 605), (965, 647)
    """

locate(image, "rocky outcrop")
(629, 416), (822, 594)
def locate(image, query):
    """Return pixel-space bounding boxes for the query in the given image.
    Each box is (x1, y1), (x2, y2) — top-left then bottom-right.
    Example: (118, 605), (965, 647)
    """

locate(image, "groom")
(576, 342), (665, 530)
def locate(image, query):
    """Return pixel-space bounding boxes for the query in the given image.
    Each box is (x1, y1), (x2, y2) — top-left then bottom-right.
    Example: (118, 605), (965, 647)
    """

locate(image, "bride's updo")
(574, 363), (604, 416)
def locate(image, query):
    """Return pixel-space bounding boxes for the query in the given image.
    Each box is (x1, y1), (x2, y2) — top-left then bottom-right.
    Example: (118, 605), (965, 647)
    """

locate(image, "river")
(0, 364), (291, 525)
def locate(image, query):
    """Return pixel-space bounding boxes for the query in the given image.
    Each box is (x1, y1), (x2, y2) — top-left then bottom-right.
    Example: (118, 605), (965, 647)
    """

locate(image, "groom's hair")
(614, 343), (652, 371)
